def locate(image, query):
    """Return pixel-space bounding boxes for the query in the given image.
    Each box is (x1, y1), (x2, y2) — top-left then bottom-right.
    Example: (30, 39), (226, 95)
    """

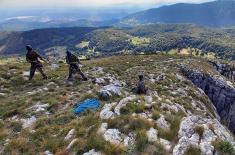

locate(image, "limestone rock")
(83, 149), (101, 155)
(124, 133), (135, 147)
(64, 129), (75, 141)
(144, 96), (153, 104)
(66, 138), (78, 150)
(114, 95), (136, 115)
(103, 129), (122, 145)
(98, 123), (108, 134)
(100, 103), (116, 119)
(100, 84), (122, 99)
(44, 150), (53, 155)
(0, 93), (6, 97)
(29, 102), (49, 112)
(181, 65), (235, 133)
(156, 115), (170, 130)
(147, 128), (158, 142)
(94, 77), (106, 85)
(49, 64), (59, 70)
(173, 115), (234, 155)
(160, 138), (171, 151)
(21, 116), (37, 129)
(90, 67), (104, 75)
(47, 82), (59, 89)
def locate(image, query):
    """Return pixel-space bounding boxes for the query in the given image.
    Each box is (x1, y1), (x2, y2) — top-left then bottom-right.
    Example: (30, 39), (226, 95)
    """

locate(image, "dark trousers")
(29, 62), (47, 80)
(68, 63), (87, 80)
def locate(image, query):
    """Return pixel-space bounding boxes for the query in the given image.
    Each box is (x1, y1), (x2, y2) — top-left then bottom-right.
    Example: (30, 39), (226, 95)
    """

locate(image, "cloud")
(0, 0), (212, 8)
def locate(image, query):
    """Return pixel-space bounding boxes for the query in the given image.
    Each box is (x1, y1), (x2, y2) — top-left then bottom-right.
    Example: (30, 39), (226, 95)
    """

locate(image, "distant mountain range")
(0, 16), (118, 31)
(1, 0), (235, 31)
(121, 0), (235, 27)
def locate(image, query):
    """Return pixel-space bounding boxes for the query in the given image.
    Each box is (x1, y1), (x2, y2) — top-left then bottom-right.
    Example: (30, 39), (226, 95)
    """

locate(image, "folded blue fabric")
(73, 98), (100, 115)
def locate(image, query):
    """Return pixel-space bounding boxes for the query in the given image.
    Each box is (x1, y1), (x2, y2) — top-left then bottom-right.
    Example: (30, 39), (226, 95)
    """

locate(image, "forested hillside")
(1, 24), (235, 59)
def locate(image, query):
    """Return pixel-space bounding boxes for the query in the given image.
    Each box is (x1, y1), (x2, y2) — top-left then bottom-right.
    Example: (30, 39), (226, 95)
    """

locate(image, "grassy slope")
(0, 54), (230, 154)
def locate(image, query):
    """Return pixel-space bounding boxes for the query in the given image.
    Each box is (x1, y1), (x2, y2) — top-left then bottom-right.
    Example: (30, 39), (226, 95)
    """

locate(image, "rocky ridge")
(181, 64), (235, 133)
(0, 55), (234, 155)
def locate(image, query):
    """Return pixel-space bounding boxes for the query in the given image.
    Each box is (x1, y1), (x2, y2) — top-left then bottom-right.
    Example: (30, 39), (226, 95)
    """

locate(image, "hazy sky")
(0, 0), (213, 8)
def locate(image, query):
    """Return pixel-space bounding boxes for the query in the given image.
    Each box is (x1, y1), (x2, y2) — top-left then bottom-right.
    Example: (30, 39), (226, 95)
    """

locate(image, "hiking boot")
(67, 77), (73, 81)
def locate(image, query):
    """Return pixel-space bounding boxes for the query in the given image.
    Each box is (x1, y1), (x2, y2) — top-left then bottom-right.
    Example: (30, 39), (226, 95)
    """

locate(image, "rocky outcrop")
(181, 65), (235, 133)
(209, 61), (235, 82)
(146, 128), (158, 142)
(173, 115), (234, 155)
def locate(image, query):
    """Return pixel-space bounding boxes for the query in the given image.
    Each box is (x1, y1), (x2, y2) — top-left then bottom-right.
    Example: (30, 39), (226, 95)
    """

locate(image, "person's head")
(66, 50), (72, 57)
(26, 45), (33, 52)
(139, 75), (144, 81)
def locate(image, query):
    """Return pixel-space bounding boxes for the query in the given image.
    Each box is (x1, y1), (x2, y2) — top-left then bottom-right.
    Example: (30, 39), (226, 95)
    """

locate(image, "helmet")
(66, 50), (72, 57)
(139, 75), (144, 80)
(26, 45), (33, 51)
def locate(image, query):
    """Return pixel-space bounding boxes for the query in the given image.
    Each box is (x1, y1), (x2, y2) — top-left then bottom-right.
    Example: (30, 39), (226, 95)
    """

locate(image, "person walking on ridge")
(26, 45), (48, 80)
(66, 50), (88, 81)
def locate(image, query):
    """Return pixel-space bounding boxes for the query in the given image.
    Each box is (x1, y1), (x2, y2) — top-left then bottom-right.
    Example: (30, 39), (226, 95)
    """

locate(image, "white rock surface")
(44, 150), (53, 155)
(21, 116), (37, 129)
(100, 103), (116, 119)
(114, 95), (136, 115)
(49, 64), (59, 70)
(100, 84), (122, 97)
(47, 82), (59, 89)
(144, 96), (153, 104)
(123, 134), (135, 147)
(156, 115), (170, 130)
(0, 93), (6, 97)
(103, 129), (122, 145)
(97, 123), (108, 134)
(64, 129), (75, 141)
(147, 128), (158, 142)
(176, 74), (185, 81)
(29, 103), (49, 112)
(83, 149), (101, 155)
(23, 71), (30, 77)
(95, 77), (106, 84)
(173, 115), (235, 155)
(160, 138), (171, 151)
(66, 138), (78, 150)
(90, 67), (104, 75)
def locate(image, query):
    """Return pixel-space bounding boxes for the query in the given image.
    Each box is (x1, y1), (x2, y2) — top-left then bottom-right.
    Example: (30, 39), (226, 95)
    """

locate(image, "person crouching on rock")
(26, 45), (48, 80)
(66, 50), (88, 81)
(133, 75), (148, 94)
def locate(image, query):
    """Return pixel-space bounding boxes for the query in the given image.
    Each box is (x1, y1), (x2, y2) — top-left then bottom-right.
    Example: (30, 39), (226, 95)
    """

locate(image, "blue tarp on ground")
(73, 98), (100, 115)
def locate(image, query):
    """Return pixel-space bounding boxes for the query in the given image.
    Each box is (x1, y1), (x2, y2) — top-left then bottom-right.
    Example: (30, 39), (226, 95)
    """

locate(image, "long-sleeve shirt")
(26, 51), (43, 63)
(66, 54), (81, 64)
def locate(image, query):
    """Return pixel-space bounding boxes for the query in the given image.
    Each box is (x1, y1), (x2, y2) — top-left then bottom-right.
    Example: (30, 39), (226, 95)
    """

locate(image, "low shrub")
(10, 121), (22, 133)
(135, 130), (148, 152)
(184, 145), (201, 155)
(194, 125), (204, 139)
(107, 116), (153, 134)
(158, 114), (183, 141)
(120, 102), (145, 115)
(212, 139), (235, 155)
(152, 110), (161, 120)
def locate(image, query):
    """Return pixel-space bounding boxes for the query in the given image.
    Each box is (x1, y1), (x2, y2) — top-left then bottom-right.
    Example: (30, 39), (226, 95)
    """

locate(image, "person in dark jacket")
(132, 75), (148, 94)
(66, 50), (88, 81)
(26, 45), (48, 80)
